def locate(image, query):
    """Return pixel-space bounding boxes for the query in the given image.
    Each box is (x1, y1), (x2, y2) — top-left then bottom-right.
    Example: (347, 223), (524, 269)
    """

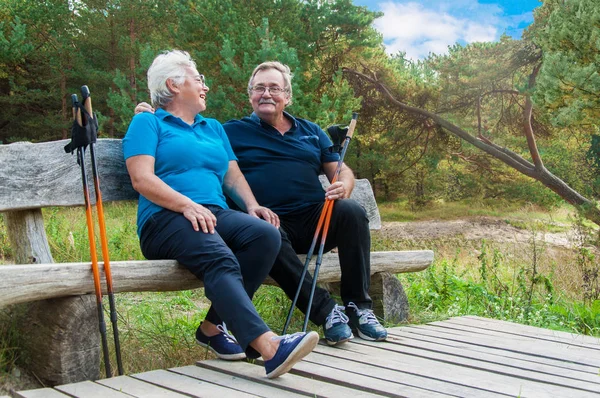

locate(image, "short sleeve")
(122, 113), (160, 160)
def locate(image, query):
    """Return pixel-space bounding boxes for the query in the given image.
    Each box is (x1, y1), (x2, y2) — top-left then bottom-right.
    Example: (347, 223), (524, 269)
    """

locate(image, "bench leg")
(18, 295), (101, 385)
(370, 271), (410, 324)
(322, 271), (409, 324)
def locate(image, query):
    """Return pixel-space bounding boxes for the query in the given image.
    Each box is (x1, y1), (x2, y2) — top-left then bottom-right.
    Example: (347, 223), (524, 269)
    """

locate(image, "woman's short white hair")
(247, 61), (293, 105)
(147, 50), (197, 109)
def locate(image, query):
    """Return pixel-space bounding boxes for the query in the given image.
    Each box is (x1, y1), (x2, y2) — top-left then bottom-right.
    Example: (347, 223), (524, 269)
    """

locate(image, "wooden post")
(4, 209), (100, 385)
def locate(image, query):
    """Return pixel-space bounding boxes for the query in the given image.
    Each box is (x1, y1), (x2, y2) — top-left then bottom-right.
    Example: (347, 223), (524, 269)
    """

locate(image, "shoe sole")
(325, 332), (354, 346)
(355, 329), (387, 342)
(196, 339), (247, 360)
(267, 331), (319, 379)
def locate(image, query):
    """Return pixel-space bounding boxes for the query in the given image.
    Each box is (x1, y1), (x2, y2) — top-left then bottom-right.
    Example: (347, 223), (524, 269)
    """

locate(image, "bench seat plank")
(0, 250), (433, 307)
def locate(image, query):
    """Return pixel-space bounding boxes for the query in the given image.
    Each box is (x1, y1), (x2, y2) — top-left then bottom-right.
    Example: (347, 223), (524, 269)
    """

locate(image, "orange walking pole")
(69, 93), (112, 378)
(283, 113), (358, 334)
(80, 86), (124, 375)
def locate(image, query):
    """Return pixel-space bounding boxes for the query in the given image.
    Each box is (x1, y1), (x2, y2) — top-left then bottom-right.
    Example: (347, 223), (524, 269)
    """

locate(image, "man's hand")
(325, 181), (348, 200)
(182, 203), (217, 234)
(247, 206), (280, 228)
(135, 102), (155, 115)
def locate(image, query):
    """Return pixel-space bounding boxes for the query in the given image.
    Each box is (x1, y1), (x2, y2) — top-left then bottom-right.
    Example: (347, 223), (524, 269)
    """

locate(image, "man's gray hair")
(247, 61), (293, 105)
(147, 50), (197, 109)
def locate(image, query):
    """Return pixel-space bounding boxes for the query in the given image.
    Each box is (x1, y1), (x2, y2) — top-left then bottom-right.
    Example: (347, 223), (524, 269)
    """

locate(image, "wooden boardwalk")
(12, 316), (600, 397)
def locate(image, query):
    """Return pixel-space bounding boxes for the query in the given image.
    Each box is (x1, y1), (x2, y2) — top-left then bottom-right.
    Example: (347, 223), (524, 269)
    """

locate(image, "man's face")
(249, 68), (290, 120)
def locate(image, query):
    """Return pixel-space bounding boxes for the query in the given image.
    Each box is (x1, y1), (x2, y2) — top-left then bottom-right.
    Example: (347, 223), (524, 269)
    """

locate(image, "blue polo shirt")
(123, 108), (236, 235)
(223, 112), (339, 214)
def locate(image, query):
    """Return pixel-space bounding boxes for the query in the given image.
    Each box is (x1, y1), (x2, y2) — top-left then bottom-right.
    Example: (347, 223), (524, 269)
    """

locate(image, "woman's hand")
(247, 206), (280, 228)
(135, 102), (155, 115)
(182, 203), (217, 234)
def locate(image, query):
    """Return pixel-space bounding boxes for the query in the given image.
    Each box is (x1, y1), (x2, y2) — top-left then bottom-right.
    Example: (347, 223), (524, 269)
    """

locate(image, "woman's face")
(173, 66), (209, 113)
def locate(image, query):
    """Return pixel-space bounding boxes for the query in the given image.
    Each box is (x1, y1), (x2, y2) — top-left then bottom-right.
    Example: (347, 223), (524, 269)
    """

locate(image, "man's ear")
(166, 78), (179, 94)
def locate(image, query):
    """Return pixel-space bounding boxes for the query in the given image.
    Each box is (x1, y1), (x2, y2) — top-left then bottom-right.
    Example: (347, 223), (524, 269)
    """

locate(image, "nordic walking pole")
(80, 85), (124, 376)
(282, 113), (358, 334)
(70, 94), (112, 378)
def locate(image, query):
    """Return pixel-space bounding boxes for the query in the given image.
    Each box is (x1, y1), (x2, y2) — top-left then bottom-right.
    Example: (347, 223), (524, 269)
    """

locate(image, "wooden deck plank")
(310, 342), (600, 398)
(455, 316), (600, 347)
(428, 319), (600, 353)
(132, 369), (258, 397)
(198, 359), (399, 398)
(171, 364), (307, 398)
(13, 389), (70, 398)
(97, 375), (190, 397)
(55, 381), (133, 397)
(340, 336), (600, 394)
(379, 327), (599, 384)
(393, 324), (600, 368)
(386, 327), (597, 374)
(293, 349), (498, 398)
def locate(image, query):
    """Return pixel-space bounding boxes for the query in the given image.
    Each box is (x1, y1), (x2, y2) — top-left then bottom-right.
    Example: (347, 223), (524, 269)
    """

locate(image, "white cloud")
(374, 1), (504, 59)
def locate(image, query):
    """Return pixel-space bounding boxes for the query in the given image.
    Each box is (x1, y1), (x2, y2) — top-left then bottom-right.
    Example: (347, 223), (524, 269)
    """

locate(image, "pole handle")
(81, 85), (94, 125)
(345, 112), (358, 139)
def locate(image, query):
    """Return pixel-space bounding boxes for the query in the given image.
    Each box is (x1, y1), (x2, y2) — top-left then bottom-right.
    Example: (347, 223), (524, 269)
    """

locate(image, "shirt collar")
(155, 108), (207, 125)
(250, 111), (298, 130)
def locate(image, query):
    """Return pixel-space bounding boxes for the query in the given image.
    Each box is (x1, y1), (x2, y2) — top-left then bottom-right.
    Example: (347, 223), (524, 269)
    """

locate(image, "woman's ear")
(166, 78), (179, 94)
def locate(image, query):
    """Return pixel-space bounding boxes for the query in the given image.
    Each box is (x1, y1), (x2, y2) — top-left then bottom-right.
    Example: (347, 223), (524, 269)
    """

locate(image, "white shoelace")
(347, 302), (378, 325)
(217, 322), (239, 344)
(326, 304), (350, 327)
(272, 332), (303, 343)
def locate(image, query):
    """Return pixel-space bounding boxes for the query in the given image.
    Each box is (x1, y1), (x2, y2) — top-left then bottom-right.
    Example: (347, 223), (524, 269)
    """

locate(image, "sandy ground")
(378, 216), (577, 248)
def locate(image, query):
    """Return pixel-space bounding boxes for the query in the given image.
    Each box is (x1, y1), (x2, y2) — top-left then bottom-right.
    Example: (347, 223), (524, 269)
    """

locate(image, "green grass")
(1, 199), (599, 383)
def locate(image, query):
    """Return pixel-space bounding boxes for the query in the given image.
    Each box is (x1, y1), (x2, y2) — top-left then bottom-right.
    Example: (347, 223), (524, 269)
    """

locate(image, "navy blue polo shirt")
(223, 112), (339, 215)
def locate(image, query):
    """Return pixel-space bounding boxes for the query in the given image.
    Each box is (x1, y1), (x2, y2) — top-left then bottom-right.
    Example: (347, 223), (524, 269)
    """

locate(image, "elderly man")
(223, 61), (387, 345)
(135, 61), (386, 345)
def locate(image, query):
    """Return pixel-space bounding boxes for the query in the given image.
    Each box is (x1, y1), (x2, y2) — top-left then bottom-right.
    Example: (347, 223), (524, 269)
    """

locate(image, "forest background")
(1, 0), (600, 386)
(1, 0), (599, 213)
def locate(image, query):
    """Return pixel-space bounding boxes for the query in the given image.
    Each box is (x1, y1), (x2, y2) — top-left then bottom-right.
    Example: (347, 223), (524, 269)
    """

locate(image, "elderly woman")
(123, 50), (318, 379)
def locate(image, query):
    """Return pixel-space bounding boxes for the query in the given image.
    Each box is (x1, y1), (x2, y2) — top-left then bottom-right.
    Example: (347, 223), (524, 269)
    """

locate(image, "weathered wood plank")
(379, 327), (600, 385)
(386, 326), (597, 374)
(295, 348), (502, 398)
(344, 336), (600, 393)
(12, 390), (70, 398)
(426, 319), (600, 354)
(393, 325), (600, 369)
(310, 342), (600, 398)
(132, 369), (257, 397)
(198, 359), (398, 398)
(0, 250), (433, 307)
(457, 315), (600, 347)
(97, 375), (189, 397)
(171, 365), (307, 398)
(55, 381), (133, 397)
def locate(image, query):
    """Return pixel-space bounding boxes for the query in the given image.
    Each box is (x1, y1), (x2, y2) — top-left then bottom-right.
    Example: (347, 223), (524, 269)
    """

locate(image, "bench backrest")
(0, 139), (381, 228)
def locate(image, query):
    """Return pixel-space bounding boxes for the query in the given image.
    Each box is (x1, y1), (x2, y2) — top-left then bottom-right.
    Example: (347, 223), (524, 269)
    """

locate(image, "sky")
(353, 0), (542, 60)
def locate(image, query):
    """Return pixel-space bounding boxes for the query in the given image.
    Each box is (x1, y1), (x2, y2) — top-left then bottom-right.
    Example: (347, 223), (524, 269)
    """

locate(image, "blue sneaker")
(346, 302), (387, 341)
(323, 304), (353, 346)
(264, 331), (319, 379)
(195, 322), (246, 360)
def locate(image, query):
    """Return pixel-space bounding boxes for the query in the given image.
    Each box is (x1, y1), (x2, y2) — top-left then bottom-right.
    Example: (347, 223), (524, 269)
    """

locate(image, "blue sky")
(354, 0), (542, 59)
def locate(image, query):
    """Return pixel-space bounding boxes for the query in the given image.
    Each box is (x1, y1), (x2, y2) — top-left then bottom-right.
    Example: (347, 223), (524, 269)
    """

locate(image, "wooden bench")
(0, 138), (434, 386)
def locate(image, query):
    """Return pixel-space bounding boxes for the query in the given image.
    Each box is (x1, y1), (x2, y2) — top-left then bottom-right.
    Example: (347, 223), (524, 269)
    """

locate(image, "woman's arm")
(126, 155), (217, 233)
(223, 161), (279, 228)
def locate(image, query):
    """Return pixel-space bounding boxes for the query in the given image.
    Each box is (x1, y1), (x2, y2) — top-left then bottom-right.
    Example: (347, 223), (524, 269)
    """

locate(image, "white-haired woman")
(123, 50), (318, 379)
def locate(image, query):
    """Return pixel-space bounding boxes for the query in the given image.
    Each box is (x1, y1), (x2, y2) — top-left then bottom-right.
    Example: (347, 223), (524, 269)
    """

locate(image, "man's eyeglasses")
(250, 86), (287, 96)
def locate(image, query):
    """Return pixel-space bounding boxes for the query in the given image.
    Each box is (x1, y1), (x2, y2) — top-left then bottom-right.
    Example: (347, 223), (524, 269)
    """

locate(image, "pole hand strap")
(327, 124), (350, 154)
(64, 103), (98, 155)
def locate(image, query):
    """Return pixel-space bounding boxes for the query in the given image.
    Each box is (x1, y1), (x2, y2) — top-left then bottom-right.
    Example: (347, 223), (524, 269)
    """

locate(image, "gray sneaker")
(346, 302), (387, 341)
(323, 304), (354, 345)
